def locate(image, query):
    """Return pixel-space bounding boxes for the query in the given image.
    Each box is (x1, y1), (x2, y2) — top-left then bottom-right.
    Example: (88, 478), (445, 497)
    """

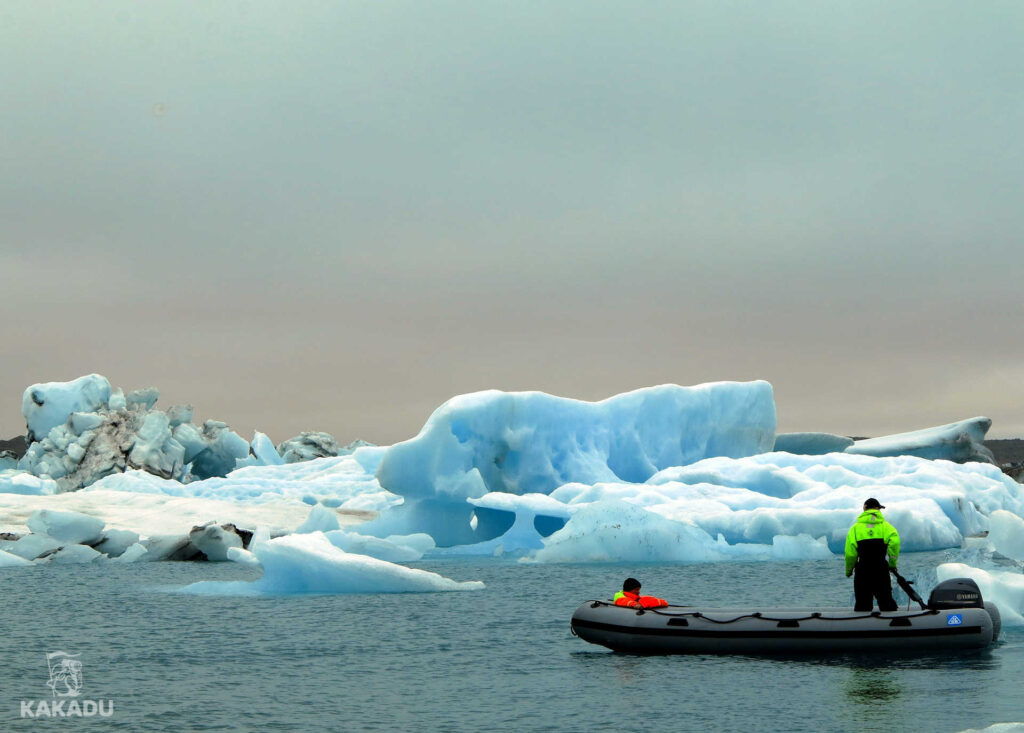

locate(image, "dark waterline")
(2, 551), (1020, 732)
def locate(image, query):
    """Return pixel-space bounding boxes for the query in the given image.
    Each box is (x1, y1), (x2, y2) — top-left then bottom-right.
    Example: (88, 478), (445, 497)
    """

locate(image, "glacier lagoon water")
(3, 552), (1023, 732)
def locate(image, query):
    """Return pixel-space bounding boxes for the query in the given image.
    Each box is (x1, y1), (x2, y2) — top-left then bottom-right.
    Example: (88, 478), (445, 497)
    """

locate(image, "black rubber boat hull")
(571, 602), (999, 654)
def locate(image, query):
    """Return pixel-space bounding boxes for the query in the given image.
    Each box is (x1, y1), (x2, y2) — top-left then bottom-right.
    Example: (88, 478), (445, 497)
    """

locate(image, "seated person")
(613, 577), (668, 608)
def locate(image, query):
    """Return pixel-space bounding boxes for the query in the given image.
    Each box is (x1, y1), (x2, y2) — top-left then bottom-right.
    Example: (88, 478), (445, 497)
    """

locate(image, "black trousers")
(854, 562), (897, 612)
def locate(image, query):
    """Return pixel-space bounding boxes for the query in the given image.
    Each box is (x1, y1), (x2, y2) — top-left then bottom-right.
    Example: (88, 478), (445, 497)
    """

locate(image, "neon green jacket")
(844, 509), (900, 575)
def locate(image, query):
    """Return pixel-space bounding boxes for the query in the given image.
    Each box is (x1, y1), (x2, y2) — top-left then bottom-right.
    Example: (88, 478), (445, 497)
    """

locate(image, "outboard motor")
(928, 578), (984, 609)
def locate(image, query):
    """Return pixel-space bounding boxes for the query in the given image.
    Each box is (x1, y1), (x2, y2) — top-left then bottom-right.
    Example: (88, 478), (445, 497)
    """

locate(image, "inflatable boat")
(571, 578), (1001, 654)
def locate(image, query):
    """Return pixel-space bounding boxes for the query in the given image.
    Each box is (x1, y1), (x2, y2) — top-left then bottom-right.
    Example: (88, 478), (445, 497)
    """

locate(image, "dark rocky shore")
(0, 435), (27, 459)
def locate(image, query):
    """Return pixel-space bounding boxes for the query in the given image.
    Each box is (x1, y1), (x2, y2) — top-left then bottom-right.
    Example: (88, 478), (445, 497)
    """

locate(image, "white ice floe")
(1, 534), (63, 560)
(0, 548), (33, 567)
(179, 532), (484, 596)
(526, 500), (833, 563)
(936, 563), (1024, 625)
(45, 544), (103, 564)
(27, 509), (105, 545)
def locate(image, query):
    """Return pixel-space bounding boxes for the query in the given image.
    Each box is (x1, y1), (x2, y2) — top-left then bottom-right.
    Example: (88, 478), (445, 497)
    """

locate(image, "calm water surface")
(2, 551), (1021, 732)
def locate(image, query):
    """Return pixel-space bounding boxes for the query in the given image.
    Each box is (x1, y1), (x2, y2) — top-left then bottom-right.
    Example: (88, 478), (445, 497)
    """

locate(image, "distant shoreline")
(6, 434), (1024, 465)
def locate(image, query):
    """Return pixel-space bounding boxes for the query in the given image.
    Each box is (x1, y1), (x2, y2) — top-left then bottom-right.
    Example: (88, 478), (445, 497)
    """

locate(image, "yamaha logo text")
(20, 652), (114, 719)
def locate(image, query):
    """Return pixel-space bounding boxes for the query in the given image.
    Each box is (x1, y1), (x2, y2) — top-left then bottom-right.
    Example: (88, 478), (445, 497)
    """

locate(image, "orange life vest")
(613, 590), (668, 608)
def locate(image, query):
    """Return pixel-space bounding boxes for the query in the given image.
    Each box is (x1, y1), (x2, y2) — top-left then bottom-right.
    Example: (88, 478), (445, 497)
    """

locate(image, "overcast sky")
(2, 1), (1023, 445)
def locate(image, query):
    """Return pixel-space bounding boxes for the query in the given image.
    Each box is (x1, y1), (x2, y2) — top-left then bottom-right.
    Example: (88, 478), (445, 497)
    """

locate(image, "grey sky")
(2, 1), (1023, 445)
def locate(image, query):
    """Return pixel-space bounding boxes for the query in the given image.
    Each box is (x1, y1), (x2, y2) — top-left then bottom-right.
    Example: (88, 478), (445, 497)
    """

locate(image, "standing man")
(845, 498), (900, 612)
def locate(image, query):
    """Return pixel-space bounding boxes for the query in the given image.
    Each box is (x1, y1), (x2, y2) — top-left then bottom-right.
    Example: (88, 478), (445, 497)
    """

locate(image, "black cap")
(623, 577), (641, 592)
(864, 498), (885, 510)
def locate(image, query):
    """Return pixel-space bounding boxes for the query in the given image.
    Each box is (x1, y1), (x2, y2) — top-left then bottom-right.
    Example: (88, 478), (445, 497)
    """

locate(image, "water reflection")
(844, 666), (903, 703)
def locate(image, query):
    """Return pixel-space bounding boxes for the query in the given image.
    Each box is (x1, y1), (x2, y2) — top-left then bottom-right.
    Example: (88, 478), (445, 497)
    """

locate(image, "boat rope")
(585, 600), (939, 624)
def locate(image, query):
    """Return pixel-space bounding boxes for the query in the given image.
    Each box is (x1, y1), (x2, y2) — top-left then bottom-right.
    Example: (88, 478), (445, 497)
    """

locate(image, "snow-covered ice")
(179, 532), (484, 595)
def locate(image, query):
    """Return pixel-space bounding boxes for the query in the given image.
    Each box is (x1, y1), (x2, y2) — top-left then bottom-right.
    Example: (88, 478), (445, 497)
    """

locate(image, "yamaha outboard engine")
(927, 578), (1000, 641)
(928, 578), (984, 609)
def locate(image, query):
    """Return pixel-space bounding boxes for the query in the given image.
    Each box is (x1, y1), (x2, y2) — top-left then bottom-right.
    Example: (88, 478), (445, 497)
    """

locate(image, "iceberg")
(16, 374), (349, 492)
(179, 532), (484, 596)
(845, 417), (995, 464)
(373, 382), (776, 545)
